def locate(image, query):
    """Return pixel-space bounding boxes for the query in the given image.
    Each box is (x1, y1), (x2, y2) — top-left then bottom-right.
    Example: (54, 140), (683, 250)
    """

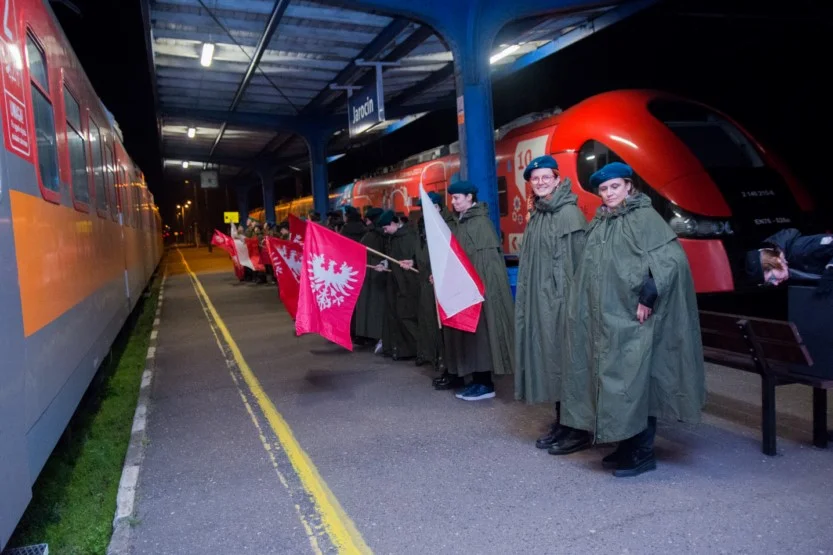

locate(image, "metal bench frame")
(700, 311), (831, 456)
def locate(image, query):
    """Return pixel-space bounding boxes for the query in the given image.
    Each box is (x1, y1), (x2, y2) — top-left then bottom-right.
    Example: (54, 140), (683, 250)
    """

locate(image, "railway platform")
(127, 247), (833, 554)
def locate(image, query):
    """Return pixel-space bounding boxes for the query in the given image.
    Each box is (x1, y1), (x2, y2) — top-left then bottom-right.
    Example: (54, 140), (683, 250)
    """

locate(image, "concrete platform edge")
(107, 273), (167, 555)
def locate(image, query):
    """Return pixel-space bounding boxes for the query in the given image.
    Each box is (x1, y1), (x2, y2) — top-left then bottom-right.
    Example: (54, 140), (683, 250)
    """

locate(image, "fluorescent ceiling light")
(288, 165), (301, 172)
(187, 127), (196, 138)
(182, 161), (189, 169)
(326, 153), (345, 164)
(200, 43), (215, 67)
(490, 44), (519, 64)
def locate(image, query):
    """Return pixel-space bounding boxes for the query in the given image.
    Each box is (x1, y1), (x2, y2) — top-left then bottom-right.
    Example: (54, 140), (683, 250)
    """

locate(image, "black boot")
(435, 356), (446, 373)
(601, 439), (632, 470)
(613, 417), (657, 477)
(535, 403), (564, 449)
(433, 372), (464, 390)
(547, 427), (592, 455)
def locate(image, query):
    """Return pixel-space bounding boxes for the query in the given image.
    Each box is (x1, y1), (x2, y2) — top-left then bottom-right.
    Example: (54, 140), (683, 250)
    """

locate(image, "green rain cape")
(561, 193), (705, 443)
(445, 203), (515, 376)
(385, 224), (420, 358)
(514, 179), (587, 404)
(354, 227), (387, 340)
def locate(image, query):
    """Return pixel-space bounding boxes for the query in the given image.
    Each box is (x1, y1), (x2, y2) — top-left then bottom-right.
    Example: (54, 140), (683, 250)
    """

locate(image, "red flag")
(419, 186), (485, 332)
(212, 229), (245, 280)
(288, 214), (306, 243)
(245, 238), (265, 272)
(264, 237), (302, 318)
(295, 222), (367, 350)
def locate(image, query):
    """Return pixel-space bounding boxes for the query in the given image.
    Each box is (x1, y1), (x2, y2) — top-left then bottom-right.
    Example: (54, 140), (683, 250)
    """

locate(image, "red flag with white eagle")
(264, 237), (303, 319)
(288, 214), (306, 244)
(295, 222), (366, 350)
(419, 185), (485, 332)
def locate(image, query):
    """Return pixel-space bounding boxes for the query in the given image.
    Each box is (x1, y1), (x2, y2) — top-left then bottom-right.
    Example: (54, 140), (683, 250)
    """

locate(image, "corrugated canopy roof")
(146, 0), (644, 183)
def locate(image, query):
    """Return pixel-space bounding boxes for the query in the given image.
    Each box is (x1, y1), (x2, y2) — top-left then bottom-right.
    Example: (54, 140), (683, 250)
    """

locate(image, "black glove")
(815, 267), (833, 298)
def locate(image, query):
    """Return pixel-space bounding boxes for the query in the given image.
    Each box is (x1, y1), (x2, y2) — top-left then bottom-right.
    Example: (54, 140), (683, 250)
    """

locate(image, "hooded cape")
(354, 227), (387, 340)
(445, 203), (515, 376)
(561, 193), (705, 443)
(385, 224), (420, 357)
(514, 179), (587, 404)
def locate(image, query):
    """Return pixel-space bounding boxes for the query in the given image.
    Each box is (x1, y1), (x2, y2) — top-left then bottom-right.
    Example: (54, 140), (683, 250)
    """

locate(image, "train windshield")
(648, 99), (763, 169)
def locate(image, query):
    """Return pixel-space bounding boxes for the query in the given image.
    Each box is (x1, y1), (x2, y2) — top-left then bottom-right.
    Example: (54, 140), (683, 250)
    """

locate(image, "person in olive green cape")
(559, 162), (705, 477)
(354, 208), (387, 346)
(443, 181), (515, 402)
(513, 156), (587, 451)
(414, 192), (455, 370)
(379, 210), (420, 360)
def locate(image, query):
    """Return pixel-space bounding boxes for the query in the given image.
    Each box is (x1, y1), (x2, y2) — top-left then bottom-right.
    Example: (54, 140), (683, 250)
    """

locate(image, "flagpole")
(364, 246), (419, 273)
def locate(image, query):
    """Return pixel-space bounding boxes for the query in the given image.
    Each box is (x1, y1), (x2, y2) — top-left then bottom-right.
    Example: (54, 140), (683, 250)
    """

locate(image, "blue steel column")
(258, 168), (277, 225)
(236, 183), (252, 226)
(454, 45), (500, 231)
(305, 132), (330, 219)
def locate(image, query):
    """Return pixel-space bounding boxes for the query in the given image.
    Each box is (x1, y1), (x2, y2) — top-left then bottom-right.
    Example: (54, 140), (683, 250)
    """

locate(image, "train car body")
(0, 0), (161, 548)
(258, 90), (812, 293)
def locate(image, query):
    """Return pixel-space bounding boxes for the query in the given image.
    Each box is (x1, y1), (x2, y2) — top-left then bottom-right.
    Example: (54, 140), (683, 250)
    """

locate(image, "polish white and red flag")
(231, 223), (255, 271)
(264, 236), (302, 319)
(295, 222), (366, 350)
(212, 229), (244, 280)
(419, 185), (484, 332)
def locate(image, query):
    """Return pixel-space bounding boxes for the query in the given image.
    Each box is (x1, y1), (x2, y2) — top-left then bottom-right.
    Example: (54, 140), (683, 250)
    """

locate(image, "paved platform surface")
(132, 247), (833, 554)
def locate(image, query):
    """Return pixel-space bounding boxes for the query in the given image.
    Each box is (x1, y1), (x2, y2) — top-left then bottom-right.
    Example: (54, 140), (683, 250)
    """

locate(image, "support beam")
(303, 132), (330, 218)
(236, 183), (254, 225)
(257, 167), (278, 225)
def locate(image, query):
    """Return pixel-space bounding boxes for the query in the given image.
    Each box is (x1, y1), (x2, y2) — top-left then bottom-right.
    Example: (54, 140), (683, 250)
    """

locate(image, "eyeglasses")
(530, 175), (557, 184)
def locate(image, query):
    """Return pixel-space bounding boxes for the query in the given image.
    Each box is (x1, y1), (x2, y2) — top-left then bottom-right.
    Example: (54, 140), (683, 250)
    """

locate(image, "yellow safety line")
(176, 249), (371, 554)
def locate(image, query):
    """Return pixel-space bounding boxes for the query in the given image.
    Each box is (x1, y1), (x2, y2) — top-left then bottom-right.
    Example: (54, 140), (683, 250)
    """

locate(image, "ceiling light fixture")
(200, 43), (215, 67)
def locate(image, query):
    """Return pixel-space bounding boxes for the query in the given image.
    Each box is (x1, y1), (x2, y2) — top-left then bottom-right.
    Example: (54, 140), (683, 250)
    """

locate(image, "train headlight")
(669, 212), (733, 238)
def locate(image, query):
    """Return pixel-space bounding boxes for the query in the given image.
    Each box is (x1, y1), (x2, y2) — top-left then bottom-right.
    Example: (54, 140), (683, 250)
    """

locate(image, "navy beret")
(343, 205), (359, 217)
(365, 207), (383, 221)
(448, 180), (477, 195)
(523, 155), (559, 181)
(589, 162), (633, 190)
(376, 210), (395, 227)
(417, 192), (443, 206)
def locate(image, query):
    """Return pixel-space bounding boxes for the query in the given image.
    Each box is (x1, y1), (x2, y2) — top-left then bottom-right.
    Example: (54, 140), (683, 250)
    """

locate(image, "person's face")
(597, 178), (632, 209)
(451, 193), (473, 213)
(763, 252), (789, 286)
(383, 222), (398, 234)
(529, 168), (559, 197)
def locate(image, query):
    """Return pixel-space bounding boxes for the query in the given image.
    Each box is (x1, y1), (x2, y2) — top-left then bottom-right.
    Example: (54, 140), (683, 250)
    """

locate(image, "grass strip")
(9, 274), (161, 555)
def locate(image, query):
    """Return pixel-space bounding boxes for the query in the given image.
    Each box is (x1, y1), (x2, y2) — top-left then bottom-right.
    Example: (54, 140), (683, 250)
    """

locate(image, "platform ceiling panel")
(147, 0), (632, 183)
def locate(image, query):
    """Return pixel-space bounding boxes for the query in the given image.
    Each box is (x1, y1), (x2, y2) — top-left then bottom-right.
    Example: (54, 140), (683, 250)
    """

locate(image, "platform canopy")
(143, 0), (653, 186)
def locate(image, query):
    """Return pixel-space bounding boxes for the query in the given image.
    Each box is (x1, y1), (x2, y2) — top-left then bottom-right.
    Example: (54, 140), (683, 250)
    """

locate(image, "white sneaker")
(374, 340), (383, 355)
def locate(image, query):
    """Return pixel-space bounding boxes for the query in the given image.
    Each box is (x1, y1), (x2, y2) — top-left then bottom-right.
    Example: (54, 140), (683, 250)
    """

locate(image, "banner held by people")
(265, 236), (303, 318)
(419, 185), (485, 332)
(295, 222), (367, 350)
(289, 214), (306, 243)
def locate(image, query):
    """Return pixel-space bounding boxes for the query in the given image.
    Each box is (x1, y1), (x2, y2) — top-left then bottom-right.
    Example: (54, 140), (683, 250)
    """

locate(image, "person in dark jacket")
(354, 208), (387, 350)
(559, 162), (705, 477)
(442, 181), (515, 401)
(340, 206), (367, 243)
(414, 192), (455, 371)
(379, 210), (420, 360)
(744, 228), (833, 296)
(513, 156), (587, 450)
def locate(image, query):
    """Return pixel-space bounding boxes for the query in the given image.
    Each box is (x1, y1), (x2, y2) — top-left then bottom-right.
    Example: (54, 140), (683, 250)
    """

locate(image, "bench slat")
(701, 330), (751, 354)
(758, 339), (814, 366)
(699, 311), (746, 336)
(747, 319), (804, 344)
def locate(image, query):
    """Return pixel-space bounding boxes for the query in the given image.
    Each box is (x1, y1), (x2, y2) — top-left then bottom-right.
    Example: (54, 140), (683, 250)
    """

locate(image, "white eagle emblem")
(291, 234), (303, 244)
(277, 246), (302, 281)
(307, 253), (359, 310)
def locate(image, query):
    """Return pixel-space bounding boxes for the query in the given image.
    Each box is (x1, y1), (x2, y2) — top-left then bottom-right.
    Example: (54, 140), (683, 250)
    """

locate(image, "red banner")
(212, 229), (244, 280)
(245, 238), (265, 272)
(289, 214), (306, 244)
(264, 237), (302, 319)
(295, 222), (367, 350)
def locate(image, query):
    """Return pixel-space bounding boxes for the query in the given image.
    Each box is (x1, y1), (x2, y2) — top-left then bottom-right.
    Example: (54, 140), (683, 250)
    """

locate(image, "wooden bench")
(699, 310), (833, 456)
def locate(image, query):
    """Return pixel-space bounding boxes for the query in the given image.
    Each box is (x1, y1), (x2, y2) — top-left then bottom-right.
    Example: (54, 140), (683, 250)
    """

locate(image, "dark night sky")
(53, 0), (832, 230)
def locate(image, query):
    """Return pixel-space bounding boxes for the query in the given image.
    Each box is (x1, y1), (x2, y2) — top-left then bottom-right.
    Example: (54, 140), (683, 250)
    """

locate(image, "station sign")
(223, 211), (239, 224)
(348, 72), (385, 137)
(200, 170), (218, 189)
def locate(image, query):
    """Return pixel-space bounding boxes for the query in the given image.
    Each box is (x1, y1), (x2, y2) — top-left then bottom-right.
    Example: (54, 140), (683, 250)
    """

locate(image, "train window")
(105, 143), (118, 220)
(648, 99), (763, 169)
(576, 140), (627, 192)
(89, 120), (107, 214)
(26, 34), (60, 195)
(497, 176), (508, 217)
(64, 88), (90, 205)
